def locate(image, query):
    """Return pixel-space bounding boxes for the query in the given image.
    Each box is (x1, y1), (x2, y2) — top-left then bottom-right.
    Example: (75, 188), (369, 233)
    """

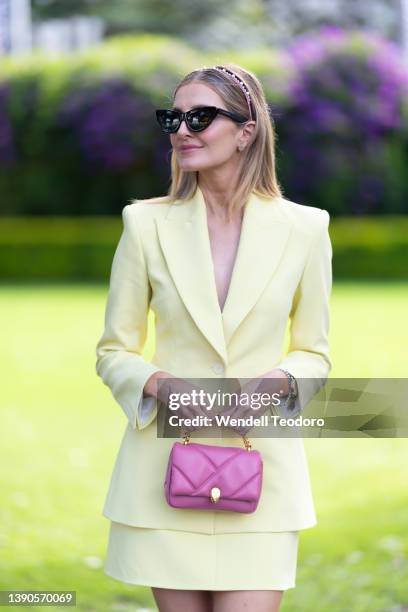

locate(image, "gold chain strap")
(181, 429), (252, 451)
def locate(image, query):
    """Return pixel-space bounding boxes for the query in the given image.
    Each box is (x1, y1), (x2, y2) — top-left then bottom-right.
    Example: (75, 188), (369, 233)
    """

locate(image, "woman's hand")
(218, 378), (264, 436)
(157, 376), (211, 434)
(218, 371), (290, 436)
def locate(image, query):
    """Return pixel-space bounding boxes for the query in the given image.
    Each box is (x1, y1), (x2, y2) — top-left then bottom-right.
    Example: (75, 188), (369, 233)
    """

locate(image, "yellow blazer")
(95, 185), (332, 534)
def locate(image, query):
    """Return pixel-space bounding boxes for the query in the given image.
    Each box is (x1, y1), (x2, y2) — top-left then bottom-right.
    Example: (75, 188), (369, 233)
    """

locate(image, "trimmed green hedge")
(329, 216), (408, 278)
(0, 216), (407, 281)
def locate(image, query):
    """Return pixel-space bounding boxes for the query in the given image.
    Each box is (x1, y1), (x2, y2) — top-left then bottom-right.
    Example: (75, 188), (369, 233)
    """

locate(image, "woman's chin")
(179, 161), (203, 172)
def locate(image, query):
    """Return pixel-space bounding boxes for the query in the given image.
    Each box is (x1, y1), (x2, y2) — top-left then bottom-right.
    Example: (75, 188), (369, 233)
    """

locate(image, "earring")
(238, 144), (245, 152)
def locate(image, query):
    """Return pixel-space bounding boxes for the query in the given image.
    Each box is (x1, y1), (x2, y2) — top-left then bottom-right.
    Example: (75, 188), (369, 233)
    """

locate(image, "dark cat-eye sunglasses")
(155, 105), (249, 134)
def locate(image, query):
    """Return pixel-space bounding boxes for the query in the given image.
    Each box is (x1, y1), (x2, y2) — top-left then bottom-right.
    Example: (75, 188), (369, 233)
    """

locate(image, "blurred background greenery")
(1, 28), (408, 278)
(0, 1), (407, 611)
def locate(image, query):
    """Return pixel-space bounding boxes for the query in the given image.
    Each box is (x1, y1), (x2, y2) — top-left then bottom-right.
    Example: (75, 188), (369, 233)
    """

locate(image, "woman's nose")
(177, 118), (190, 135)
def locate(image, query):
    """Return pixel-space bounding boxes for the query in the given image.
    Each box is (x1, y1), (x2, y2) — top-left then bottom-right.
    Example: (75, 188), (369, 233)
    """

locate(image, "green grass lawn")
(0, 281), (407, 612)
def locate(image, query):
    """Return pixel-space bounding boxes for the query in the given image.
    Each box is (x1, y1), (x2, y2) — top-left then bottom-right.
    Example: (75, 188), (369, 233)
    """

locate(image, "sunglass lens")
(156, 110), (180, 133)
(187, 108), (215, 131)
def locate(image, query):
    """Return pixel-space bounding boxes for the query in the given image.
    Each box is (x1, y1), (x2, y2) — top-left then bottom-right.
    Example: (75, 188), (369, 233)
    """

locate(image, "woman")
(95, 63), (332, 612)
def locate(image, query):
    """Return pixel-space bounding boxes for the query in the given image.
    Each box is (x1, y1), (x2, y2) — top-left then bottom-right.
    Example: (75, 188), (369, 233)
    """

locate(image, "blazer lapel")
(155, 185), (292, 363)
(156, 186), (228, 362)
(221, 191), (292, 345)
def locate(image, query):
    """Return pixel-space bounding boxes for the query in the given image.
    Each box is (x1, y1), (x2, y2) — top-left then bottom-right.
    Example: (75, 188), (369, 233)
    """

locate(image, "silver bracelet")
(276, 368), (298, 411)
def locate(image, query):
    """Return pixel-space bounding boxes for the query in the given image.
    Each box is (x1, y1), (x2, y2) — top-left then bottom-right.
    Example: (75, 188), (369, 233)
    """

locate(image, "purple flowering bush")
(0, 76), (45, 214)
(51, 77), (168, 214)
(0, 84), (16, 167)
(275, 26), (408, 214)
(0, 71), (162, 214)
(57, 78), (155, 172)
(0, 35), (201, 214)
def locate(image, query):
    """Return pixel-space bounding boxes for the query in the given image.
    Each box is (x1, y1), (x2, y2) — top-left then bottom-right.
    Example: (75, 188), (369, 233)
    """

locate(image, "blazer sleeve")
(273, 209), (333, 417)
(95, 204), (163, 431)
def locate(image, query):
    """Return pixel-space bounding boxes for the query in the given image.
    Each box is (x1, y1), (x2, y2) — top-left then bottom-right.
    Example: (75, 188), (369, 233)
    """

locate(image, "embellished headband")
(213, 65), (254, 121)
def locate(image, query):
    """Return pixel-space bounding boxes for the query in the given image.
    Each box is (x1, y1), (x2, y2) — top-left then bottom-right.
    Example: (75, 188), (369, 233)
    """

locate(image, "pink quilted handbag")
(164, 431), (263, 513)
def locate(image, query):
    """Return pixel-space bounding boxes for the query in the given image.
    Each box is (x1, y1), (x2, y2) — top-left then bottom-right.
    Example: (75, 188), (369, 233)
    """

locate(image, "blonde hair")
(156, 63), (283, 220)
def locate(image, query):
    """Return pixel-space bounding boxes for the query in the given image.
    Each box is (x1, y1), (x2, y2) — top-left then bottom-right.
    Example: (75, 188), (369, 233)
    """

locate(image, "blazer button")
(211, 362), (225, 375)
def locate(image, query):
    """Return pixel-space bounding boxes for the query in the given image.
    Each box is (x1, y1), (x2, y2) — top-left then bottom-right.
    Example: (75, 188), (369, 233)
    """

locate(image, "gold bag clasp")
(210, 487), (221, 503)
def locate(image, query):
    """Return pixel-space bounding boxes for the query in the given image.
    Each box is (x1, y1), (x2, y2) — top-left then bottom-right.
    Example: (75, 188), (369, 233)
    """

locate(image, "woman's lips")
(179, 146), (202, 152)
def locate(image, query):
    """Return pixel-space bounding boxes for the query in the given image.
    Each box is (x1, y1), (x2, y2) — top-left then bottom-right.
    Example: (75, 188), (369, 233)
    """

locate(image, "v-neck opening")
(200, 194), (250, 318)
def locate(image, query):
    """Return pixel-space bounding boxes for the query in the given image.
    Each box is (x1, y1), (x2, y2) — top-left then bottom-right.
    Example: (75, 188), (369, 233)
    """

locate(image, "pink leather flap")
(168, 442), (263, 501)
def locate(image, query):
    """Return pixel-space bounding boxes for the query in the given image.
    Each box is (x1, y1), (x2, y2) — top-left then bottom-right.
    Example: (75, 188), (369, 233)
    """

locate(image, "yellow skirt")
(104, 521), (299, 591)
